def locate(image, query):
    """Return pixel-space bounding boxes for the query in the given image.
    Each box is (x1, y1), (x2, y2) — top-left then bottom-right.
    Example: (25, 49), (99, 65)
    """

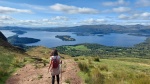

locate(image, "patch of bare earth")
(6, 59), (83, 84)
(61, 59), (83, 84)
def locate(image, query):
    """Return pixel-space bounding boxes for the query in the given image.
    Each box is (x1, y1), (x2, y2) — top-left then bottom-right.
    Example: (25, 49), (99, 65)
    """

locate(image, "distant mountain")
(1, 24), (150, 34)
(0, 26), (32, 30)
(42, 25), (150, 35)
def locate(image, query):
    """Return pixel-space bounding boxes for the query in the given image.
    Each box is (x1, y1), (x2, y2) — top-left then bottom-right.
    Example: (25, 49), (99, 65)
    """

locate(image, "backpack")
(52, 56), (59, 68)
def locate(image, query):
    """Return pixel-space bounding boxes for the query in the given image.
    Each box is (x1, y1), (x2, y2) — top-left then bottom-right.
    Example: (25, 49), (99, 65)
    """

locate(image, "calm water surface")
(0, 30), (147, 48)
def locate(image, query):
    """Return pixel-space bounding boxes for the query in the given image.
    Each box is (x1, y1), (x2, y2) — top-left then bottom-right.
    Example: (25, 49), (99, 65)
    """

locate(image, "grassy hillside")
(0, 31), (28, 84)
(56, 37), (150, 84)
(56, 37), (150, 58)
(75, 57), (150, 84)
(0, 44), (70, 84)
(0, 46), (28, 84)
(26, 46), (71, 59)
(1, 30), (150, 84)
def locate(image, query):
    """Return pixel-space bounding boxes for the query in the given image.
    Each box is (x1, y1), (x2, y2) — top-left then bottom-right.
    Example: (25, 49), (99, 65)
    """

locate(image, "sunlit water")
(0, 30), (147, 48)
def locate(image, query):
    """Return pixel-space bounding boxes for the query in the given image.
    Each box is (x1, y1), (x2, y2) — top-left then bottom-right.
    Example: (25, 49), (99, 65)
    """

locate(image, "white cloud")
(123, 20), (150, 25)
(22, 4), (46, 10)
(19, 20), (39, 24)
(113, 7), (131, 13)
(51, 16), (69, 21)
(47, 21), (63, 25)
(18, 19), (68, 27)
(0, 1), (47, 13)
(0, 16), (72, 27)
(141, 12), (150, 17)
(49, 3), (99, 14)
(0, 15), (14, 20)
(0, 6), (32, 14)
(136, 0), (150, 7)
(103, 7), (131, 13)
(81, 18), (107, 25)
(42, 19), (49, 22)
(118, 12), (150, 20)
(18, 19), (60, 26)
(118, 14), (130, 19)
(102, 0), (128, 6)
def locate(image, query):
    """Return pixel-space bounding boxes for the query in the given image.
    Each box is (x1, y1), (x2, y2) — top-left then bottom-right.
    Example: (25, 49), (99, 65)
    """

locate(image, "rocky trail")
(6, 59), (83, 84)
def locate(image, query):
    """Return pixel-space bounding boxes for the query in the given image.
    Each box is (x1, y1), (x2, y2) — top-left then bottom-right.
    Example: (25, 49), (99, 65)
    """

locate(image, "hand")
(60, 60), (62, 64)
(48, 68), (50, 73)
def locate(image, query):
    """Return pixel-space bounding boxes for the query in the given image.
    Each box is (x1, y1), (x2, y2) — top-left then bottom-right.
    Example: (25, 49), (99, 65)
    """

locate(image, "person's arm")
(48, 58), (52, 73)
(59, 56), (62, 64)
(60, 60), (62, 64)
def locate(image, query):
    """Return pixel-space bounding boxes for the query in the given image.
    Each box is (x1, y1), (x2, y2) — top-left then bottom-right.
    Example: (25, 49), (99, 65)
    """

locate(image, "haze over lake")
(1, 30), (147, 48)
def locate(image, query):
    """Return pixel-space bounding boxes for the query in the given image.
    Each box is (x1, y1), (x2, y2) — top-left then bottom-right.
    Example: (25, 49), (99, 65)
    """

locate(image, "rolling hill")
(0, 31), (27, 84)
(1, 29), (150, 84)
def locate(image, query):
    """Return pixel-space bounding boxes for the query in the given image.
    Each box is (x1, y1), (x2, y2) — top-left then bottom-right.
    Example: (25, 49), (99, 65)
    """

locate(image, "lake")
(0, 30), (147, 48)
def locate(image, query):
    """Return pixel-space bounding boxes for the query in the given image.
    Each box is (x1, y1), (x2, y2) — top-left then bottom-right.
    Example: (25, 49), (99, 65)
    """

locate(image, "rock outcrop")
(0, 31), (25, 53)
(0, 31), (7, 41)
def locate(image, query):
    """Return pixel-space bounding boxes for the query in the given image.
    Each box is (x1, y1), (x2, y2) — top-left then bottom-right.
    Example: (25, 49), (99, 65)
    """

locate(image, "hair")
(50, 49), (58, 56)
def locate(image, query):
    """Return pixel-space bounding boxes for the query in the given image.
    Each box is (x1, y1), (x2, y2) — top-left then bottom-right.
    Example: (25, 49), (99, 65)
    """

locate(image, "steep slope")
(0, 31), (25, 53)
(6, 46), (83, 84)
(0, 31), (27, 84)
(0, 31), (7, 41)
(6, 58), (83, 84)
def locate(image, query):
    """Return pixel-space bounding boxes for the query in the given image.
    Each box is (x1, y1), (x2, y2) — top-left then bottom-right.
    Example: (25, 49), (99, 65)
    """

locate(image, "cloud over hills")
(0, 0), (150, 27)
(0, 6), (32, 14)
(50, 3), (99, 14)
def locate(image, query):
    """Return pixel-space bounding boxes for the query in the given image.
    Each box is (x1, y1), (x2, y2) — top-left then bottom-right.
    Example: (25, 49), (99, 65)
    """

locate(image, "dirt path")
(6, 59), (83, 84)
(61, 59), (83, 84)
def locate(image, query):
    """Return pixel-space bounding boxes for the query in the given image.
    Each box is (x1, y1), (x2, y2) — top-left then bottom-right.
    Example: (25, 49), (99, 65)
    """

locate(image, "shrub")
(80, 58), (85, 60)
(65, 79), (71, 84)
(0, 68), (9, 77)
(38, 74), (43, 80)
(88, 68), (105, 84)
(99, 65), (108, 71)
(12, 59), (25, 68)
(93, 57), (100, 62)
(131, 74), (150, 84)
(78, 62), (89, 72)
(23, 58), (27, 62)
(74, 58), (78, 61)
(42, 59), (47, 67)
(88, 58), (92, 64)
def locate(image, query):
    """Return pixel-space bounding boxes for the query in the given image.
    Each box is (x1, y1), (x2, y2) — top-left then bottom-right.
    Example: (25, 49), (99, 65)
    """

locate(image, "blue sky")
(0, 0), (150, 27)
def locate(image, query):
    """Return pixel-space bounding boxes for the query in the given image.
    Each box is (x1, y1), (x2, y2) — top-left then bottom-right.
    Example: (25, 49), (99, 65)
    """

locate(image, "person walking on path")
(48, 49), (62, 84)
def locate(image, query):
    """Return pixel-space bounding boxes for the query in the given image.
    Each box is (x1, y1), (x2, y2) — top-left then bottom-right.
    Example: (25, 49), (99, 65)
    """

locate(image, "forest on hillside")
(56, 37), (150, 58)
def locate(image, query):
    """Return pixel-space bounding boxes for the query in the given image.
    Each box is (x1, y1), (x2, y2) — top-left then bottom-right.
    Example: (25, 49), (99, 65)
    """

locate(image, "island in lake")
(8, 35), (40, 44)
(55, 35), (76, 41)
(12, 30), (27, 35)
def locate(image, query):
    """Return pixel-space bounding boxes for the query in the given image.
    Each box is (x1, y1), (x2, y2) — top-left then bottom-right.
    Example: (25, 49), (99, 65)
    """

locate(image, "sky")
(0, 0), (150, 27)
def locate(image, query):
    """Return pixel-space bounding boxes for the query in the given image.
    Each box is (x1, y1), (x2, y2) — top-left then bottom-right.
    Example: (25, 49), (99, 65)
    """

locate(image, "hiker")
(48, 49), (62, 84)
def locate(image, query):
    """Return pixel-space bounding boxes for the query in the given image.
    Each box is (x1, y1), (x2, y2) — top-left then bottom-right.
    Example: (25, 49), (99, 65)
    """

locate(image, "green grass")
(56, 42), (150, 58)
(65, 79), (71, 84)
(113, 57), (150, 65)
(66, 45), (89, 51)
(77, 57), (150, 84)
(0, 47), (27, 84)
(0, 53), (14, 84)
(37, 74), (43, 80)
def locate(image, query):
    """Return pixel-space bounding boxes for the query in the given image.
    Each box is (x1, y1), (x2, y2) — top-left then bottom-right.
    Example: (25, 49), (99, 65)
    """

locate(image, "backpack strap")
(52, 56), (58, 61)
(52, 56), (57, 59)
